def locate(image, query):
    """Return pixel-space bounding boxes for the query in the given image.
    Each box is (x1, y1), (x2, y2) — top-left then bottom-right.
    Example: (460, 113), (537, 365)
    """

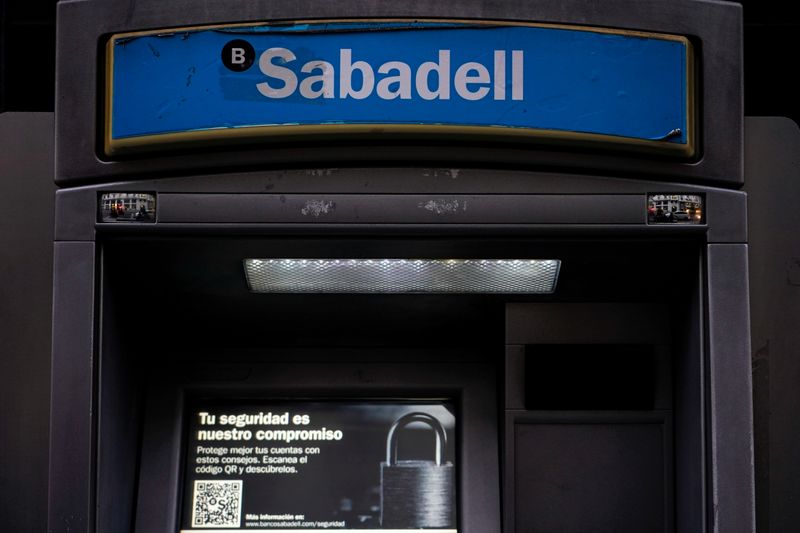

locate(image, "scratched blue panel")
(110, 22), (688, 145)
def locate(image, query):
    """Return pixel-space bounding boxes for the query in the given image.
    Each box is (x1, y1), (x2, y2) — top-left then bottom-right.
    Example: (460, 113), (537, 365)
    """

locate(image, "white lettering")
(231, 48), (246, 65)
(252, 47), (524, 103)
(512, 50), (524, 101)
(340, 49), (375, 99)
(455, 62), (490, 101)
(299, 60), (335, 99)
(493, 50), (506, 100)
(257, 48), (298, 98)
(376, 61), (412, 100)
(415, 51), (451, 100)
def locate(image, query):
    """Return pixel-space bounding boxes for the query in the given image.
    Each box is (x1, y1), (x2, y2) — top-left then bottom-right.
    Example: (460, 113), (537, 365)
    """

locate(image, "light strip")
(244, 259), (560, 294)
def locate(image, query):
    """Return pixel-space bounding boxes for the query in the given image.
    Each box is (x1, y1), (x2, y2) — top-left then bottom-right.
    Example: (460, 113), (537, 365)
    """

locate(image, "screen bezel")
(132, 360), (499, 533)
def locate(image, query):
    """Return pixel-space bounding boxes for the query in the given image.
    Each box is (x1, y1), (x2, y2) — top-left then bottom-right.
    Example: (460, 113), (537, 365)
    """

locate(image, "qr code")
(191, 480), (243, 528)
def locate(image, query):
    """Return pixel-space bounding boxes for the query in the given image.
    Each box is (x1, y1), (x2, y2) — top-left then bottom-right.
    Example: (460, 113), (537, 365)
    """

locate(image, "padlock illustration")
(380, 412), (455, 528)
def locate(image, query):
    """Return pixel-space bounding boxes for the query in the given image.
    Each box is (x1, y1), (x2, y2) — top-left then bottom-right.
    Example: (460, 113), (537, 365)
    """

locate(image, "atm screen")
(180, 401), (457, 532)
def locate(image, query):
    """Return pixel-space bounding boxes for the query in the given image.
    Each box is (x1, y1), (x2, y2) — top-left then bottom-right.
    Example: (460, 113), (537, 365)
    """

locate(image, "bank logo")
(107, 23), (692, 156)
(221, 39), (524, 102)
(222, 39), (256, 72)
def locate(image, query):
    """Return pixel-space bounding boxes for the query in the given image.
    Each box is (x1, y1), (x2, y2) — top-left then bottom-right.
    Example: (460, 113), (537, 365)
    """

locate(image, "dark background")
(0, 1), (797, 532)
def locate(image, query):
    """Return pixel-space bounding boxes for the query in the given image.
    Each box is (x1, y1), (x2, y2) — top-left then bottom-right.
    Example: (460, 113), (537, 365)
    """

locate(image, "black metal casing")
(50, 2), (753, 533)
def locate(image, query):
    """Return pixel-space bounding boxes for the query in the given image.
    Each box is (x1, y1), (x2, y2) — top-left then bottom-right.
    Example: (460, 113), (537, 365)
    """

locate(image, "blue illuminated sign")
(105, 21), (693, 156)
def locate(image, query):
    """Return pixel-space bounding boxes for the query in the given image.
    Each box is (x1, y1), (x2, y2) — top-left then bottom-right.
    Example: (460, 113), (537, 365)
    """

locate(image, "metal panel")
(674, 255), (707, 533)
(133, 385), (184, 533)
(506, 303), (670, 345)
(0, 112), (54, 533)
(52, 170), (745, 243)
(706, 243), (755, 533)
(54, 187), (100, 242)
(55, 0), (742, 186)
(158, 193), (643, 224)
(744, 117), (800, 533)
(706, 190), (747, 244)
(48, 242), (96, 533)
(504, 346), (525, 410)
(506, 411), (673, 533)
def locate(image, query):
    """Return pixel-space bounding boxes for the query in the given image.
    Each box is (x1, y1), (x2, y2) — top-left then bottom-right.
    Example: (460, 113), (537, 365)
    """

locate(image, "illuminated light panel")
(244, 258), (561, 294)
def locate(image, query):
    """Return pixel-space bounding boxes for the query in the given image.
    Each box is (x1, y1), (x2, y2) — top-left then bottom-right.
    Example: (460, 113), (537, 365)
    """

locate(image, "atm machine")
(49, 1), (753, 532)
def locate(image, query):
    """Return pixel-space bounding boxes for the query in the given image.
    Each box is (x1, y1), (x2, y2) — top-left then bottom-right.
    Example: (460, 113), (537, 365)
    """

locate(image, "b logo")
(221, 39), (255, 72)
